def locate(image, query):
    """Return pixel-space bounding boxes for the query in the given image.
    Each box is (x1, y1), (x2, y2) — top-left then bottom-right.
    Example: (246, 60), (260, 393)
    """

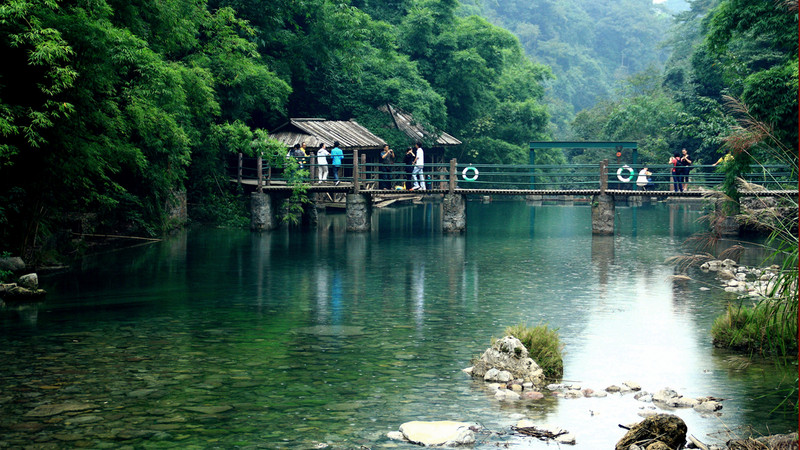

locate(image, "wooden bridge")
(236, 150), (797, 235)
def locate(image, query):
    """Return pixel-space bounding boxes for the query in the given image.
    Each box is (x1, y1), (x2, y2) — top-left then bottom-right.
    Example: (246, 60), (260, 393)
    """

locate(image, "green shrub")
(505, 323), (564, 380)
(711, 301), (798, 356)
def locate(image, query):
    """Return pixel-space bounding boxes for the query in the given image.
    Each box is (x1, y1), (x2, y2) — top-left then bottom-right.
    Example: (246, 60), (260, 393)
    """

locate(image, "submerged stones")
(699, 259), (784, 297)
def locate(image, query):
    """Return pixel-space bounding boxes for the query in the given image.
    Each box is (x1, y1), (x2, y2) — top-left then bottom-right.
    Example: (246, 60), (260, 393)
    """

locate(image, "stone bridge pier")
(346, 193), (371, 232)
(442, 194), (466, 233)
(591, 194), (615, 235)
(591, 160), (615, 235)
(251, 192), (278, 231)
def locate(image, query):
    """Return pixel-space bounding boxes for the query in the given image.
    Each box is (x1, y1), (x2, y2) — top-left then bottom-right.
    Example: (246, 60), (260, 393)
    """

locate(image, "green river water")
(0, 200), (796, 448)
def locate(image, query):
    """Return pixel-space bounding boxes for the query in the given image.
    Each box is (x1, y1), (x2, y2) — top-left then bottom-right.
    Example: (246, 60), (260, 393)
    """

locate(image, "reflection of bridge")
(239, 151), (797, 235)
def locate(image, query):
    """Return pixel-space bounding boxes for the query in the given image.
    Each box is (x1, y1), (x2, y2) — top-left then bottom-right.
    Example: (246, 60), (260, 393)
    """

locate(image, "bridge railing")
(231, 154), (796, 193)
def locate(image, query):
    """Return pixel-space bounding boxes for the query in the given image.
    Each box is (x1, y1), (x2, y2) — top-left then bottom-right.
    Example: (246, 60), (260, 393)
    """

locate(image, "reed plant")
(707, 97), (798, 359)
(699, 96), (798, 418)
(505, 323), (564, 380)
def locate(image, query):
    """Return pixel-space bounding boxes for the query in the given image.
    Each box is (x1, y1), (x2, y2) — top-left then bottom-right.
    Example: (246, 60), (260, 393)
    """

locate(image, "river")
(0, 200), (795, 448)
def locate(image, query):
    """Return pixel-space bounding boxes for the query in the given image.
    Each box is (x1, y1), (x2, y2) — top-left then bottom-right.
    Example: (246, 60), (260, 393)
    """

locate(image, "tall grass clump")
(711, 301), (798, 355)
(707, 97), (798, 359)
(505, 323), (564, 380)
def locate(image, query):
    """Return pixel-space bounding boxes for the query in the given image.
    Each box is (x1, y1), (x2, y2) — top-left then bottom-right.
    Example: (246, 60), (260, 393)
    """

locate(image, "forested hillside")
(460, 0), (674, 133)
(569, 0), (797, 169)
(0, 0), (796, 262)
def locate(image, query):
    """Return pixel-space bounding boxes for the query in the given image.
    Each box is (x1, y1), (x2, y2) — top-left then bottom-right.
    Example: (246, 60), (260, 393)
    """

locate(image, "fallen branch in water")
(70, 233), (162, 242)
(512, 426), (566, 441)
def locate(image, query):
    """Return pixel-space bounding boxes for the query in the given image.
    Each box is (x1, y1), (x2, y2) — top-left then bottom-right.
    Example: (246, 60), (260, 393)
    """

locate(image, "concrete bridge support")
(591, 194), (615, 235)
(442, 194), (466, 233)
(251, 192), (278, 231)
(346, 194), (371, 232)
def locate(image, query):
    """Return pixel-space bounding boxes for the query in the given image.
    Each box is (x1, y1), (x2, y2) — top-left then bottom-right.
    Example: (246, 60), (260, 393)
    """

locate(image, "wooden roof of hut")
(378, 104), (461, 146)
(268, 118), (387, 150)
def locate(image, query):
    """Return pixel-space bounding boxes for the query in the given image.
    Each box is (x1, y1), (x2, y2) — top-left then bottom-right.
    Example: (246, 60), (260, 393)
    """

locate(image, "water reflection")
(591, 235), (615, 295)
(0, 202), (794, 449)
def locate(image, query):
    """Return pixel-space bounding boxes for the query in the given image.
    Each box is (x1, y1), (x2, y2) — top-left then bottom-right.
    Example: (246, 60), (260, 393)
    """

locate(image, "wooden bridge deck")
(235, 179), (796, 198)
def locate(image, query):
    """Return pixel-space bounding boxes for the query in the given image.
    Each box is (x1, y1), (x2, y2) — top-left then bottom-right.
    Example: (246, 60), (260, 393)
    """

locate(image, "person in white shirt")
(636, 165), (652, 191)
(411, 142), (425, 190)
(316, 143), (330, 183)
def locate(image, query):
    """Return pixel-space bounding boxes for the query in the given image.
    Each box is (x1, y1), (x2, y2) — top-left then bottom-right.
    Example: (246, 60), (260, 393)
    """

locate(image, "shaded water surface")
(0, 201), (795, 448)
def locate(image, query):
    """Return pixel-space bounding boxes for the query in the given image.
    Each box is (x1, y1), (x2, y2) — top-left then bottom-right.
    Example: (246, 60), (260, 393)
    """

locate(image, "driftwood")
(512, 426), (566, 442)
(71, 232), (162, 242)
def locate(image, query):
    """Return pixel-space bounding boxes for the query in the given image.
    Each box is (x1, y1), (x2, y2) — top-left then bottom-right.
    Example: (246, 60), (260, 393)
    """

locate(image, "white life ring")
(462, 166), (479, 181)
(616, 165), (634, 182)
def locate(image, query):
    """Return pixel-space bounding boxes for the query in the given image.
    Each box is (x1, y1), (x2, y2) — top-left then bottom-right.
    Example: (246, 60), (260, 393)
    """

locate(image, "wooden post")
(599, 159), (608, 194)
(449, 158), (457, 194)
(310, 151), (317, 182)
(353, 149), (360, 194)
(237, 153), (243, 186)
(256, 154), (263, 192)
(361, 152), (368, 182)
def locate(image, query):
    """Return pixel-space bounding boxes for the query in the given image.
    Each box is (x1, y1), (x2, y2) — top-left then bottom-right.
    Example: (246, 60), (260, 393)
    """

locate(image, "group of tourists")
(378, 141), (427, 190)
(629, 147), (693, 192)
(669, 148), (692, 192)
(290, 141), (427, 190)
(288, 141), (344, 185)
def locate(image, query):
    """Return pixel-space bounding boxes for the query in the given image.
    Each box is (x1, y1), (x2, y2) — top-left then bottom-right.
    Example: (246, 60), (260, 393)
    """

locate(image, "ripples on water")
(0, 201), (795, 448)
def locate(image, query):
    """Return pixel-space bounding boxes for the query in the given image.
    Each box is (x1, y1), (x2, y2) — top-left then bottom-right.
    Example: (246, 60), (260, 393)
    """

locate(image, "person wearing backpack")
(669, 152), (682, 192)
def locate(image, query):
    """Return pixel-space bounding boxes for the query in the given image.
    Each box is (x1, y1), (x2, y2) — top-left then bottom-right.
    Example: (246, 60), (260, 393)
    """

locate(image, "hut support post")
(256, 154), (263, 192)
(449, 159), (456, 194)
(237, 153), (243, 185)
(353, 149), (360, 194)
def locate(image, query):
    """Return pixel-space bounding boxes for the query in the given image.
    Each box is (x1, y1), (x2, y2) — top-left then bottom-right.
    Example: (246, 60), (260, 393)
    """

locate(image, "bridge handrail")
(231, 154), (797, 193)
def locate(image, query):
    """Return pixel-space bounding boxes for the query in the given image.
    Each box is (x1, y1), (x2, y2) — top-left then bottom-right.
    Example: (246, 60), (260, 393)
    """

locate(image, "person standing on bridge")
(411, 142), (425, 190)
(331, 141), (343, 186)
(679, 148), (692, 192)
(669, 152), (681, 192)
(316, 143), (330, 183)
(403, 146), (415, 189)
(379, 144), (395, 190)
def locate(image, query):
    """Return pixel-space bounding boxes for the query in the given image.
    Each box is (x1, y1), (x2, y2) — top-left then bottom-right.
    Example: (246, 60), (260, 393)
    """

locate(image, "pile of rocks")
(0, 273), (46, 301)
(700, 258), (783, 297)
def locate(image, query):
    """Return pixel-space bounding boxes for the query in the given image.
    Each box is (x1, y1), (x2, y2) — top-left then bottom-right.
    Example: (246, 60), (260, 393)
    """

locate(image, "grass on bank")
(505, 323), (564, 380)
(711, 300), (798, 356)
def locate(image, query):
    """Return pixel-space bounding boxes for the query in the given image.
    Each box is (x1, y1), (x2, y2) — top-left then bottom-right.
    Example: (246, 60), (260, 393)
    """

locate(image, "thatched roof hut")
(378, 104), (461, 147)
(268, 118), (387, 150)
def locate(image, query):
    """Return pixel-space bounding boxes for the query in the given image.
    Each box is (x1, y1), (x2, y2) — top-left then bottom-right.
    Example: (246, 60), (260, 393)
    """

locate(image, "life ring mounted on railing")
(616, 165), (634, 182)
(462, 166), (479, 182)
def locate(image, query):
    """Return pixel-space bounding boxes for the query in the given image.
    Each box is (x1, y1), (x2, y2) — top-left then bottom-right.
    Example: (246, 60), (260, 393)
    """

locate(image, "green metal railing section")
(233, 153), (797, 194)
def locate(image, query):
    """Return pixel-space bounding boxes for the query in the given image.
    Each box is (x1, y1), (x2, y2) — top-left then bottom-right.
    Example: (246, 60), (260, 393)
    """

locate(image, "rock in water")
(615, 414), (687, 450)
(17, 273), (38, 290)
(469, 336), (545, 386)
(398, 421), (476, 446)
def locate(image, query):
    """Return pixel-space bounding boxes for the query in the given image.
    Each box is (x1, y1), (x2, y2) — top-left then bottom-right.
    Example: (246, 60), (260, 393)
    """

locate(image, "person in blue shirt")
(330, 141), (343, 185)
